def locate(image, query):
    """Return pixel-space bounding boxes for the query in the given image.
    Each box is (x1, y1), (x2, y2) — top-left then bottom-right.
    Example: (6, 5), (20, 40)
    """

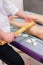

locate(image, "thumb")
(25, 18), (34, 23)
(14, 33), (18, 38)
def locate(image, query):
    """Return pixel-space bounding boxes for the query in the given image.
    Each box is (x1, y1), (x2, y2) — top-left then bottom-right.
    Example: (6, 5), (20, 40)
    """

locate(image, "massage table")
(11, 14), (43, 64)
(1, 11), (43, 64)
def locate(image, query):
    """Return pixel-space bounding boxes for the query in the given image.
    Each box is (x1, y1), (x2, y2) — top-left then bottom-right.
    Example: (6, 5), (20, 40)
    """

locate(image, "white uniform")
(0, 0), (19, 32)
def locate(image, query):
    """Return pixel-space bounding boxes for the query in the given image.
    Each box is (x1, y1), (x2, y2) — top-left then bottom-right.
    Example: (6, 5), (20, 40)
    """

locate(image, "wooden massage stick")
(0, 21), (35, 45)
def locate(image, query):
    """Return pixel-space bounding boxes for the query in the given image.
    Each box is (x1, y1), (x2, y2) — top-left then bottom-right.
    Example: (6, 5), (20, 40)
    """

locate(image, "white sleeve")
(3, 0), (19, 16)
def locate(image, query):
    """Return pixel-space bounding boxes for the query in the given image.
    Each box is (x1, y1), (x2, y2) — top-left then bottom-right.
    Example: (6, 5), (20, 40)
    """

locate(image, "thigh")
(0, 44), (24, 65)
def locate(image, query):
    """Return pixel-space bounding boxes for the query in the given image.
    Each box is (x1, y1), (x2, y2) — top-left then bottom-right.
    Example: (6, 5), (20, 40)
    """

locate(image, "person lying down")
(9, 15), (43, 40)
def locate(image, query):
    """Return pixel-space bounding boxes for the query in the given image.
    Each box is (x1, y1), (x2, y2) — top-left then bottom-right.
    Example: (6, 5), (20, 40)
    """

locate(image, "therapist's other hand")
(2, 32), (17, 43)
(25, 17), (34, 23)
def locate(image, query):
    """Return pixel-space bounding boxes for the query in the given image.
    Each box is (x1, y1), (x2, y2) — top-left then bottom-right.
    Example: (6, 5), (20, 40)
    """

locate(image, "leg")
(25, 11), (43, 25)
(0, 44), (25, 65)
(26, 24), (43, 40)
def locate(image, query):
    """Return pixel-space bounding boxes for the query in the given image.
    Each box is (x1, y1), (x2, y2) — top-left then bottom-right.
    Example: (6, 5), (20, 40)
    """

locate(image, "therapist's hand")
(2, 32), (17, 43)
(25, 17), (34, 23)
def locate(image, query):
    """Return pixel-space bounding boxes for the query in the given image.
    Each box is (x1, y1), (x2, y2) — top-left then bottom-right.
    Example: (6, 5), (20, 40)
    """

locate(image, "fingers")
(27, 17), (37, 21)
(14, 32), (18, 37)
(25, 18), (34, 23)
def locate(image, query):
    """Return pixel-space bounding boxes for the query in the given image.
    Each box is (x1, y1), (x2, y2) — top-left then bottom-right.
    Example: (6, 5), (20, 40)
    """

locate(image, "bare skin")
(9, 18), (43, 40)
(9, 10), (43, 40)
(0, 30), (17, 45)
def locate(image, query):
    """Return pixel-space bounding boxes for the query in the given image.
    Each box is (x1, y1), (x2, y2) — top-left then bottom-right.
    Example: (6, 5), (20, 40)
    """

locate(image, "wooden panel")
(23, 0), (43, 15)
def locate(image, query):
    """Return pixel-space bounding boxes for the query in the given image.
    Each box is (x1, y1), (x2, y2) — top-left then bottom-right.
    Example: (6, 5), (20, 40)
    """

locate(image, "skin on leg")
(14, 10), (43, 25)
(26, 24), (43, 40)
(9, 17), (43, 40)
